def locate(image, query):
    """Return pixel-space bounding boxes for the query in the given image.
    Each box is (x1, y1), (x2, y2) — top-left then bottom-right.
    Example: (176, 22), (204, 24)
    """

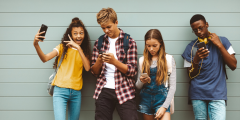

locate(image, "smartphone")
(39, 24), (48, 41)
(141, 73), (149, 78)
(99, 51), (105, 55)
(197, 42), (207, 49)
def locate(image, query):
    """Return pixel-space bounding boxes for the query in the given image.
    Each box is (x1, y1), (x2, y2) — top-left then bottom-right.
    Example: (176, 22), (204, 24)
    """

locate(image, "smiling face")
(191, 20), (209, 39)
(146, 38), (161, 56)
(100, 20), (119, 39)
(71, 27), (84, 45)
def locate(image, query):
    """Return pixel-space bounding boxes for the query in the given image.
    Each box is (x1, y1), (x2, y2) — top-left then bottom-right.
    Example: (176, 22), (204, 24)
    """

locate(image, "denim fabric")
(53, 86), (81, 120)
(138, 67), (170, 115)
(192, 100), (226, 120)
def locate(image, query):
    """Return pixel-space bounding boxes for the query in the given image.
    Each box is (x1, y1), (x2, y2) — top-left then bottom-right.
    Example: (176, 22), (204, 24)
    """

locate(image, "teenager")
(182, 14), (237, 120)
(91, 8), (138, 120)
(33, 17), (91, 120)
(136, 29), (176, 120)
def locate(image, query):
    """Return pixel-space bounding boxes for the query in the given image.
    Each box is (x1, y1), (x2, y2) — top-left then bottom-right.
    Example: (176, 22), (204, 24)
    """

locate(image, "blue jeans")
(138, 88), (171, 115)
(192, 100), (226, 120)
(53, 86), (81, 120)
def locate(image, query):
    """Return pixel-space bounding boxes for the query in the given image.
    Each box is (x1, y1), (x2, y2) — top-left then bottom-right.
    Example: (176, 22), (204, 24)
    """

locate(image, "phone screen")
(39, 24), (48, 40)
(197, 42), (207, 49)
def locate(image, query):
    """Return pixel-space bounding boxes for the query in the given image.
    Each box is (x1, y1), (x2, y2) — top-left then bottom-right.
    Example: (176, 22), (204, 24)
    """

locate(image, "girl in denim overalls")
(136, 29), (176, 120)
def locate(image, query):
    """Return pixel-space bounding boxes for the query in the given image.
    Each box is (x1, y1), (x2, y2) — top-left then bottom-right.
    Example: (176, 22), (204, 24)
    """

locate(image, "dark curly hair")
(53, 17), (91, 69)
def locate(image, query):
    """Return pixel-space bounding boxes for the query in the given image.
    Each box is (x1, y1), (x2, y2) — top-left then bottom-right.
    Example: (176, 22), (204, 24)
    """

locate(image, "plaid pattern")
(91, 28), (138, 104)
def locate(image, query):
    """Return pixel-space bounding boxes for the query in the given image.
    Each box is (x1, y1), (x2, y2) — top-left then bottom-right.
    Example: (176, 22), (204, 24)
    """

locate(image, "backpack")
(97, 33), (130, 63)
(192, 37), (228, 79)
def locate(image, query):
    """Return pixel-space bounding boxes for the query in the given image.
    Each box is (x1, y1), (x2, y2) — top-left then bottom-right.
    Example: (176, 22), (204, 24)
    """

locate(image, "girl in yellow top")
(33, 17), (91, 120)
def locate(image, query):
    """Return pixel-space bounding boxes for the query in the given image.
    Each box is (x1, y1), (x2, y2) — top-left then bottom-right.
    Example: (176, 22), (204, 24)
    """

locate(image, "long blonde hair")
(142, 29), (168, 85)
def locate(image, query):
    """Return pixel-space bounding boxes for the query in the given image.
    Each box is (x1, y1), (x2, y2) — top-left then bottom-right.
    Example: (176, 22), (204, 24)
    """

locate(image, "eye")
(153, 45), (157, 47)
(80, 32), (84, 35)
(74, 33), (77, 35)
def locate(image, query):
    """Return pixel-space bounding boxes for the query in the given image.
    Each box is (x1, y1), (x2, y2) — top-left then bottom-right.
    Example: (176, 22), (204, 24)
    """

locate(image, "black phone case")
(39, 24), (48, 40)
(197, 42), (207, 49)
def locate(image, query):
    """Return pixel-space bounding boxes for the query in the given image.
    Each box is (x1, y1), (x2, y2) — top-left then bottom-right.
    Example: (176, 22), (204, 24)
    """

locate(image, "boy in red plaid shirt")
(91, 8), (138, 120)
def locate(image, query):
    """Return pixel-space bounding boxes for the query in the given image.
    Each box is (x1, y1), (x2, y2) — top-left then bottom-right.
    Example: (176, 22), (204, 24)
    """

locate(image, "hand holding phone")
(197, 42), (207, 49)
(39, 24), (48, 41)
(195, 42), (210, 60)
(141, 73), (149, 78)
(140, 73), (151, 84)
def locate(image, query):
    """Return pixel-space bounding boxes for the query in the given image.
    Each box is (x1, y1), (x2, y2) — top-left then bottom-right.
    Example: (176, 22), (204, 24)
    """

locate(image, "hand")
(102, 53), (116, 65)
(155, 107), (167, 119)
(33, 29), (45, 45)
(208, 33), (222, 48)
(194, 47), (210, 63)
(97, 54), (103, 63)
(140, 76), (151, 84)
(64, 34), (80, 50)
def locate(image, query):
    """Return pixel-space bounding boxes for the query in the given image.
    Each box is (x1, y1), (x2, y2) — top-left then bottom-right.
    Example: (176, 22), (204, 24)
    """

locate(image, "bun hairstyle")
(72, 17), (84, 25)
(53, 17), (91, 69)
(142, 29), (168, 85)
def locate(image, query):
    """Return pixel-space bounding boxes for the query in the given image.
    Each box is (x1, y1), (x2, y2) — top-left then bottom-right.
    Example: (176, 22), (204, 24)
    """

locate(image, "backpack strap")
(123, 33), (130, 63)
(165, 54), (173, 88)
(97, 34), (105, 51)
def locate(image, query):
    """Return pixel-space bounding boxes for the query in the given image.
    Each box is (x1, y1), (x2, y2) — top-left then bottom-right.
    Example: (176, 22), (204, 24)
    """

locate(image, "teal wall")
(0, 0), (239, 119)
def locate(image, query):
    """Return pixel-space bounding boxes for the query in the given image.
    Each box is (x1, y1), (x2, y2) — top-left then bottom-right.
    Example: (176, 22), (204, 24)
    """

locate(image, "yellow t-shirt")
(51, 44), (83, 90)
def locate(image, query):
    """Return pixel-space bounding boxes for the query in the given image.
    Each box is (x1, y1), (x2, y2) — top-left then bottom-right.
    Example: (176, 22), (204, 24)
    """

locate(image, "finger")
(36, 36), (45, 39)
(63, 41), (70, 43)
(38, 31), (45, 35)
(98, 54), (102, 58)
(35, 38), (43, 42)
(103, 55), (110, 59)
(103, 53), (110, 56)
(198, 48), (204, 51)
(68, 34), (73, 41)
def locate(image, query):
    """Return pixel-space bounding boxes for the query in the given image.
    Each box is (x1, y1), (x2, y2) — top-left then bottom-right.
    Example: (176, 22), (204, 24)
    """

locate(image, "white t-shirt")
(184, 46), (235, 67)
(104, 37), (118, 89)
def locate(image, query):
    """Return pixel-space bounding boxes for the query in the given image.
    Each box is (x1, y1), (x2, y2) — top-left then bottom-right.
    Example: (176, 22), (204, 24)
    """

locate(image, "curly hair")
(53, 17), (91, 69)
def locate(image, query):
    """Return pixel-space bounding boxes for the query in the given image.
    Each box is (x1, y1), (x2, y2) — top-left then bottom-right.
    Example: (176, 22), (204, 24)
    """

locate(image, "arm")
(91, 55), (103, 75)
(33, 30), (58, 63)
(90, 40), (103, 76)
(155, 57), (176, 119)
(187, 48), (209, 78)
(65, 34), (90, 71)
(136, 57), (151, 89)
(209, 33), (237, 70)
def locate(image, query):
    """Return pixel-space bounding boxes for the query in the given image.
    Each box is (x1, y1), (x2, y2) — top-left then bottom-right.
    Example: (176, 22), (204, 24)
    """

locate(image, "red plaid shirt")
(91, 29), (138, 104)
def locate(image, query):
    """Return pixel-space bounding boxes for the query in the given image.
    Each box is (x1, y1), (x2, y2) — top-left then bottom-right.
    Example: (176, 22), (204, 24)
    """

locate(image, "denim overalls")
(138, 67), (170, 115)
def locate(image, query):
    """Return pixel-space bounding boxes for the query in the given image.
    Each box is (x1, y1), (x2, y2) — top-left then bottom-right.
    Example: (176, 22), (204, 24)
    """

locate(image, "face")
(146, 38), (161, 56)
(71, 27), (85, 45)
(191, 20), (209, 39)
(100, 20), (119, 38)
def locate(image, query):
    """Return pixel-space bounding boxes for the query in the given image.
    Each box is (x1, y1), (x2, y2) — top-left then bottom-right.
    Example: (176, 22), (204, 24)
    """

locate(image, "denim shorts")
(138, 88), (170, 115)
